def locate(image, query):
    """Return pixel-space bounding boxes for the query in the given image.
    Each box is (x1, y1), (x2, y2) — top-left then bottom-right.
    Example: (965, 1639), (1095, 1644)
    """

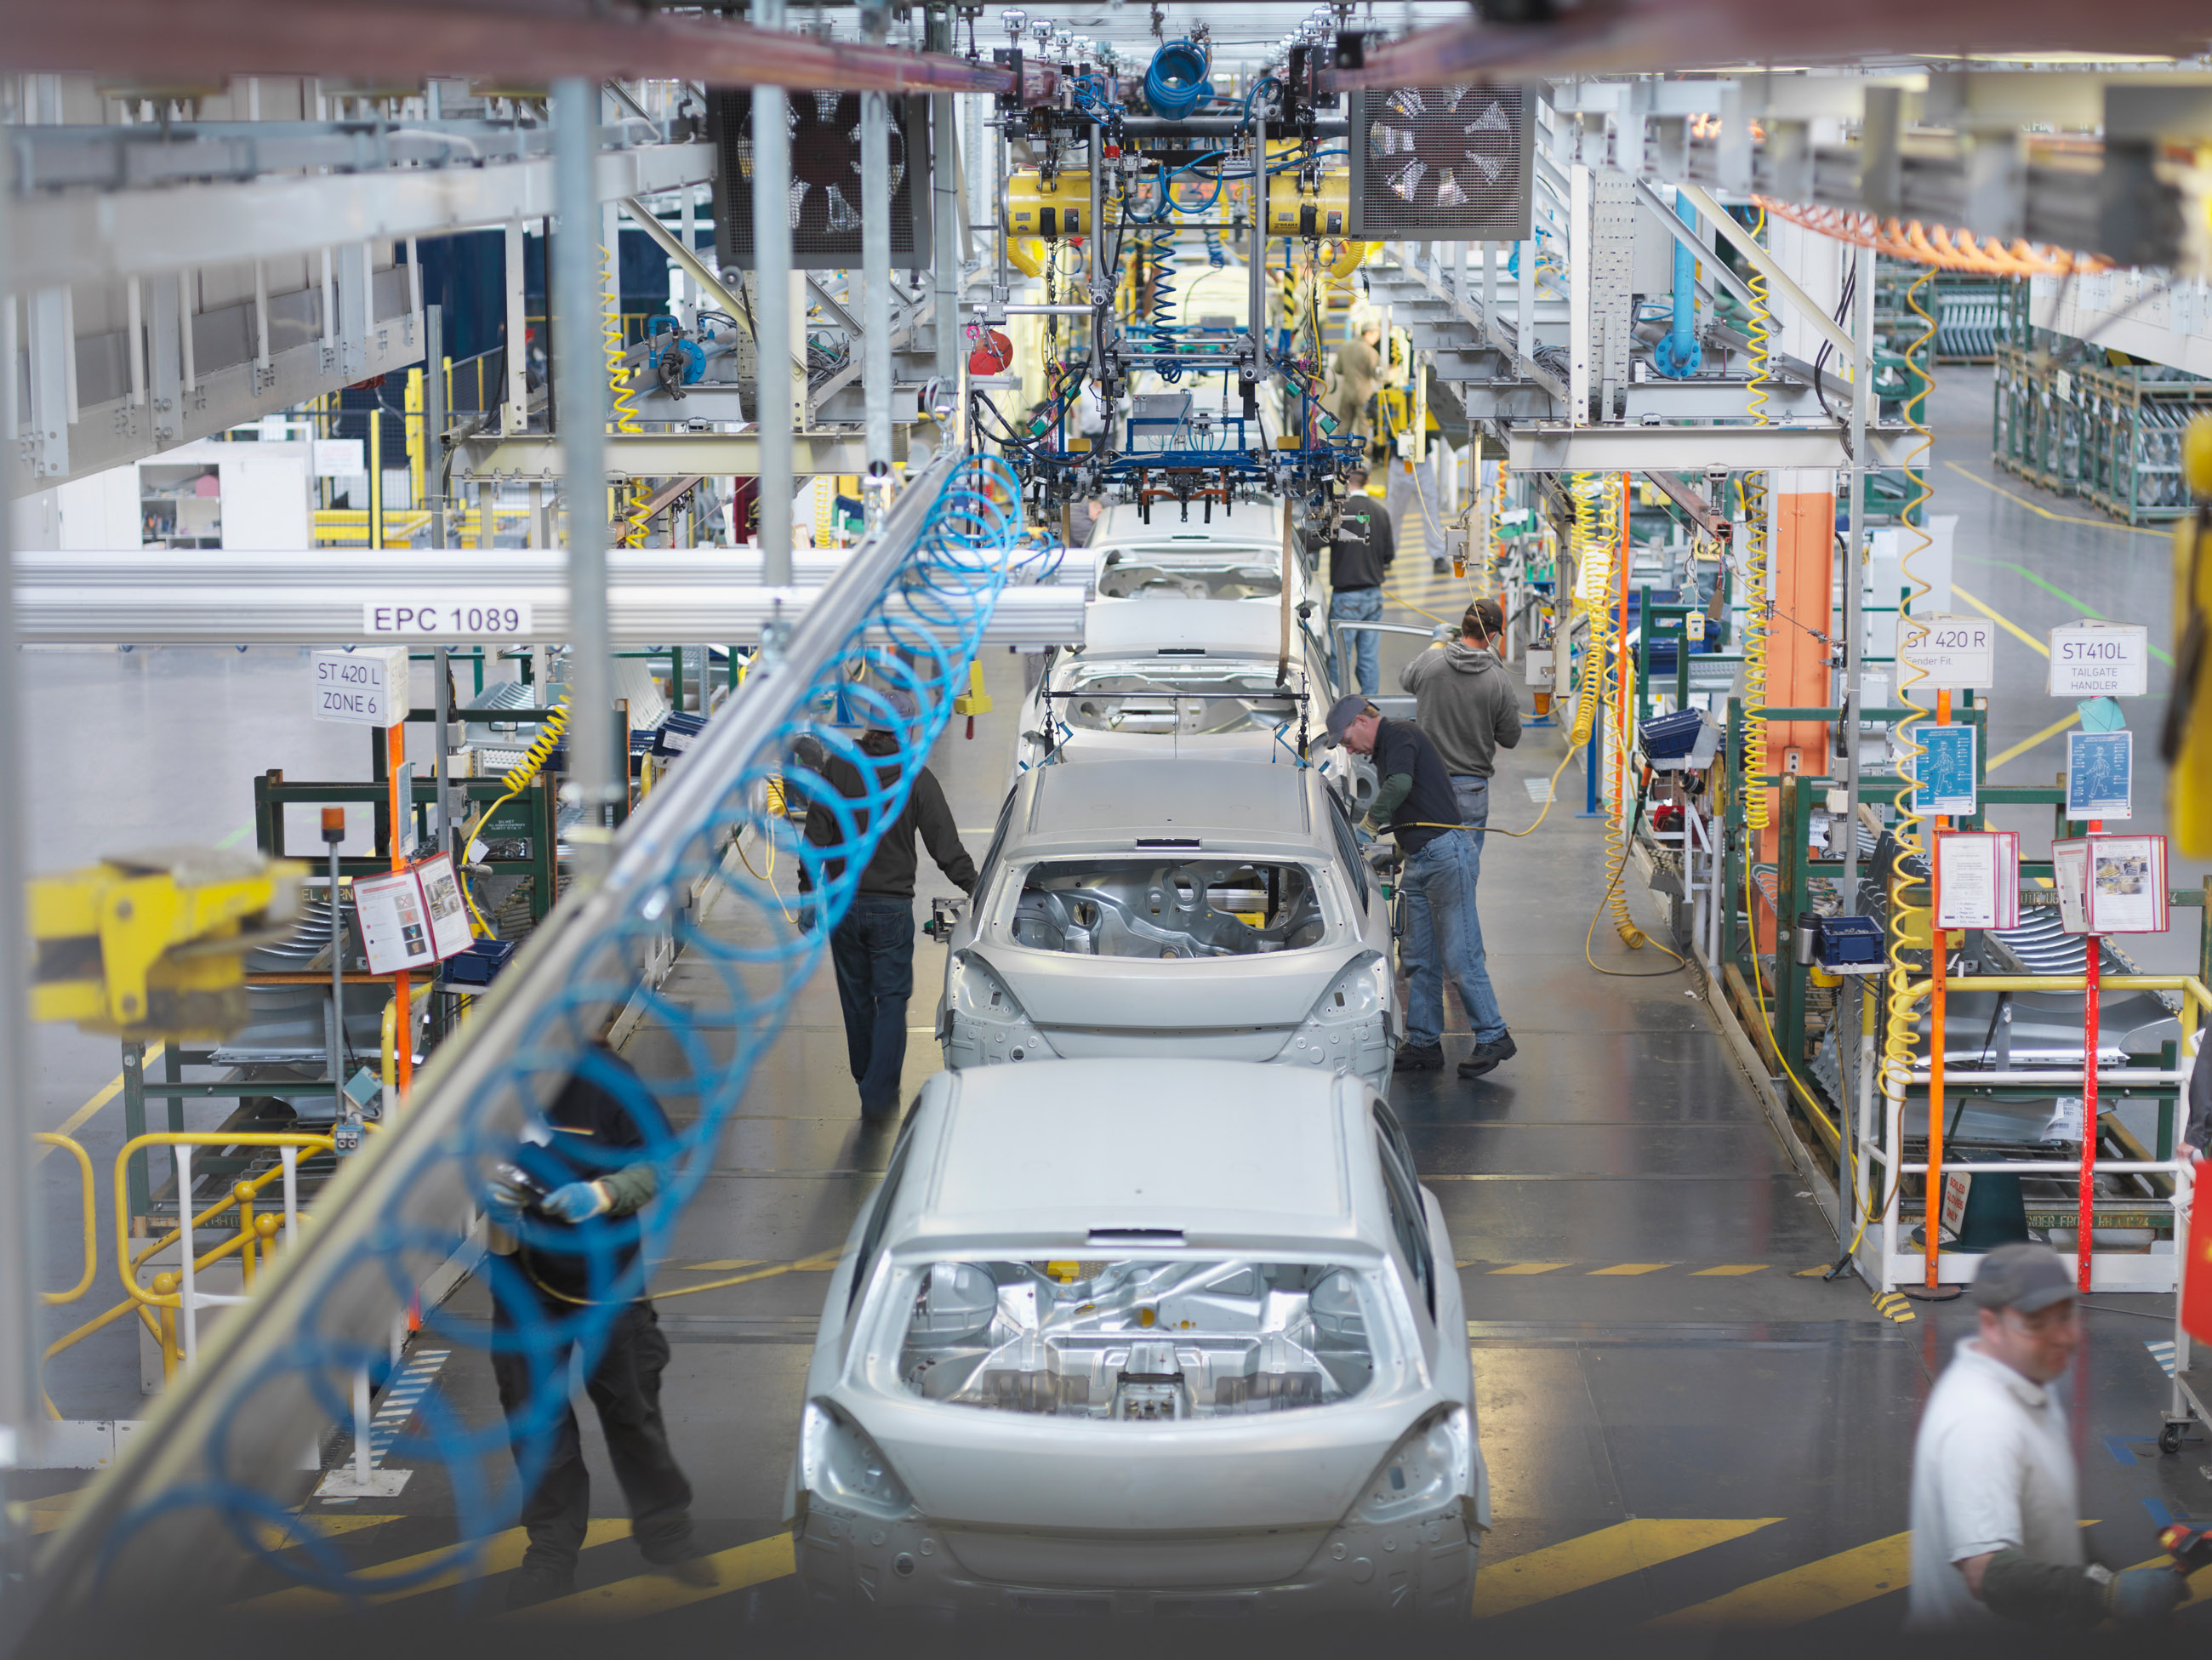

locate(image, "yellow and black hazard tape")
(1872, 1290), (1917, 1324)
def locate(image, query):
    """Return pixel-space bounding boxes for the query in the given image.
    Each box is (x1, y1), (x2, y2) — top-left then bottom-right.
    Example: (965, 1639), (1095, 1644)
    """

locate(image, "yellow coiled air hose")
(604, 245), (653, 548)
(459, 699), (571, 938)
(1855, 265), (1942, 1259)
(1740, 208), (1776, 839)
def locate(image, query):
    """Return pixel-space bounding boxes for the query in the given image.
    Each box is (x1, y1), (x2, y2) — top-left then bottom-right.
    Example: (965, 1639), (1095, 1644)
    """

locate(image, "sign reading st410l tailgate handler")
(362, 598), (533, 639)
(2047, 620), (2148, 699)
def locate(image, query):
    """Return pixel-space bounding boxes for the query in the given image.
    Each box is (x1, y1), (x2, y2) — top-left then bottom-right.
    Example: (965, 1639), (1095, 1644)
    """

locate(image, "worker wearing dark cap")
(1906, 1241), (2186, 1629)
(1325, 694), (1513, 1080)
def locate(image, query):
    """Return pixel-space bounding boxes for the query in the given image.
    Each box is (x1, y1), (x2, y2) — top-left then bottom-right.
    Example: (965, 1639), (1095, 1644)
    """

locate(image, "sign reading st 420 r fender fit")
(1900, 614), (1995, 690)
(2047, 620), (2148, 699)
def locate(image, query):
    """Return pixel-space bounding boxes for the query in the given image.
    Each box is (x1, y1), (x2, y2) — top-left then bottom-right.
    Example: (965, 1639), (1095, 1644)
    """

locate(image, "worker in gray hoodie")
(1398, 596), (1523, 853)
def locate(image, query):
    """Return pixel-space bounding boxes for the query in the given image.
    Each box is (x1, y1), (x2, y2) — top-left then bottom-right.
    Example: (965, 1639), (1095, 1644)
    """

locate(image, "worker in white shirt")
(1907, 1242), (2186, 1629)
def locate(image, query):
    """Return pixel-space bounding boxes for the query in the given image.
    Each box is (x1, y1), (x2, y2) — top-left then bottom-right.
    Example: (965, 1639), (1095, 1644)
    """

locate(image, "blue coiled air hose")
(1144, 39), (1212, 120)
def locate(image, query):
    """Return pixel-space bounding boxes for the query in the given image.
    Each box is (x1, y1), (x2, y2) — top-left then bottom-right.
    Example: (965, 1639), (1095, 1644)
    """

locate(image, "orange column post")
(387, 721), (413, 1099)
(1759, 469), (1839, 870)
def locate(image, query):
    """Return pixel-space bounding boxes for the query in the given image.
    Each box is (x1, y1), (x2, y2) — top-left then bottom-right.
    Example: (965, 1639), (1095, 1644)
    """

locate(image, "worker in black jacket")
(1327, 468), (1395, 697)
(487, 1042), (709, 1607)
(798, 690), (978, 1119)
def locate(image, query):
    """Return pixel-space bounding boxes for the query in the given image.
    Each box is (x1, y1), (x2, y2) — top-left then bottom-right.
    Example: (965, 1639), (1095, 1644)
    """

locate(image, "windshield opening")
(1096, 559), (1284, 602)
(1059, 665), (1299, 738)
(1008, 859), (1326, 956)
(896, 1258), (1376, 1418)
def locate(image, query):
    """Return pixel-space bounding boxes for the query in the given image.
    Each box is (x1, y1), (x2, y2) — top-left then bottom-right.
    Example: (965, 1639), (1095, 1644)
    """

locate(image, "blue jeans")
(1330, 585), (1384, 697)
(830, 894), (915, 1116)
(1451, 774), (1490, 856)
(1400, 828), (1508, 1050)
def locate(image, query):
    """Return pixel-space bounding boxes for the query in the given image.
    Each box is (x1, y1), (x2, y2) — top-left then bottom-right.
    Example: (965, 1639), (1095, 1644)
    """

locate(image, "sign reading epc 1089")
(362, 598), (534, 639)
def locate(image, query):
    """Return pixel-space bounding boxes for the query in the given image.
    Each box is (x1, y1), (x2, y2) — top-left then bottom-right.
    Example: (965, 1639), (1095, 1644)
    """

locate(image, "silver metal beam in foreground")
(9, 573), (1085, 648)
(1505, 422), (1915, 472)
(31, 451), (966, 1612)
(552, 79), (618, 877)
(455, 429), (889, 483)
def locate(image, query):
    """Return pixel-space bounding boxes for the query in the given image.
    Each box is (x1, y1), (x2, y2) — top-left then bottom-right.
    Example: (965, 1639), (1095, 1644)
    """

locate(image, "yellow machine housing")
(1264, 169), (1351, 238)
(1006, 172), (1099, 239)
(30, 847), (305, 1039)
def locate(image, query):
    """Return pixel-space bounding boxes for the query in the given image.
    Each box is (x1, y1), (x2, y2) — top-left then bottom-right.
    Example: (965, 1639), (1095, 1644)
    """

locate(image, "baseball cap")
(1323, 695), (1373, 746)
(1971, 1242), (2075, 1315)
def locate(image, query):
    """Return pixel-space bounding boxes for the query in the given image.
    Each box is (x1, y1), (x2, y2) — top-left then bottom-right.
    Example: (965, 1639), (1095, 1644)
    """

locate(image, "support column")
(752, 0), (794, 582)
(1762, 466), (1839, 859)
(860, 1), (893, 486)
(552, 77), (617, 874)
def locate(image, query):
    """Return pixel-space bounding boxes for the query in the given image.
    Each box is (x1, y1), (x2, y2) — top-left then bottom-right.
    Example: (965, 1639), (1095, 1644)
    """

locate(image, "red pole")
(389, 721), (413, 1101)
(2079, 821), (2102, 1292)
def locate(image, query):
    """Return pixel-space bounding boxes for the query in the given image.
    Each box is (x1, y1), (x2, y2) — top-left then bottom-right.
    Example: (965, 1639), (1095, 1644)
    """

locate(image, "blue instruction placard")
(2066, 729), (2133, 820)
(1915, 723), (1977, 816)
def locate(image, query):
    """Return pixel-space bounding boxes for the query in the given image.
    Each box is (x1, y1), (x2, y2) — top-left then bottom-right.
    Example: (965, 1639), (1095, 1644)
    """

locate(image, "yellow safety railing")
(34, 1133), (95, 1305)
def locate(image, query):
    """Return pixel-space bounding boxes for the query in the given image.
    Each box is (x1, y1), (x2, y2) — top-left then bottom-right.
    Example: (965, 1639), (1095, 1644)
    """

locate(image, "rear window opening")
(897, 1259), (1376, 1419)
(1058, 667), (1299, 738)
(1009, 859), (1326, 957)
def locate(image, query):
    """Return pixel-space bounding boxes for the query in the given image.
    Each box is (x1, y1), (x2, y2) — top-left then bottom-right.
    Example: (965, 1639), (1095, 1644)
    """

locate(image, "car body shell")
(1012, 597), (1336, 779)
(785, 1059), (1485, 1617)
(936, 751), (1397, 1093)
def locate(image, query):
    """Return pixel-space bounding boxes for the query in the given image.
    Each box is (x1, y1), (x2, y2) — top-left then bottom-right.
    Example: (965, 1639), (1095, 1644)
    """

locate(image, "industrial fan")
(705, 88), (933, 269)
(1348, 86), (1532, 240)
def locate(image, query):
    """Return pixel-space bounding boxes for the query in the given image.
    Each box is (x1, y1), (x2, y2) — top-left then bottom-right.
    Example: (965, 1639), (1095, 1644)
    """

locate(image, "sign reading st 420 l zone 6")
(2047, 620), (2148, 699)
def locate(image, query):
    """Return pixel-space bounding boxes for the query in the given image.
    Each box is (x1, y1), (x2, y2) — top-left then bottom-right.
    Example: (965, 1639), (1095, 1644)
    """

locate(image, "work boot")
(1393, 1042), (1445, 1073)
(504, 1565), (576, 1609)
(1457, 1034), (1518, 1079)
(642, 1538), (718, 1588)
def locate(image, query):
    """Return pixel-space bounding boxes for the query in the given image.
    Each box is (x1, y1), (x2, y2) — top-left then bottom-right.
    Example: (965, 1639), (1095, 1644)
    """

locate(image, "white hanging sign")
(311, 647), (409, 729)
(362, 598), (534, 640)
(2047, 620), (2148, 698)
(1899, 614), (1995, 691)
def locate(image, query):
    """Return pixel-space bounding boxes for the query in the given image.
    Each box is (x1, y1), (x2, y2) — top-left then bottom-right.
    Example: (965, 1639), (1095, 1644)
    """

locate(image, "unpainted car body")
(1012, 597), (1335, 779)
(937, 752), (1396, 1093)
(786, 1059), (1485, 1618)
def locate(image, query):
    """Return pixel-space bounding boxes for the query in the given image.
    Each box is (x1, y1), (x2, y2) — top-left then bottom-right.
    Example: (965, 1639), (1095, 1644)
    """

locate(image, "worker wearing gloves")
(1325, 695), (1514, 1081)
(487, 1042), (709, 1608)
(1400, 596), (1522, 859)
(797, 687), (978, 1121)
(1907, 1242), (2187, 1629)
(2178, 1033), (2209, 1159)
(1326, 467), (1394, 698)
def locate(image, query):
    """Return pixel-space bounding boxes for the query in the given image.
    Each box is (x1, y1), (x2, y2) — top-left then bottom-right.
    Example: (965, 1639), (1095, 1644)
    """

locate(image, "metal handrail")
(32, 1135), (94, 1305)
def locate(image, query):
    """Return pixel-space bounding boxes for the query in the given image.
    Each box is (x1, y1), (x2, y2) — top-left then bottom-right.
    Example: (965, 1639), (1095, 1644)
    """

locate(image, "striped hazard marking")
(1872, 1291), (1918, 1324)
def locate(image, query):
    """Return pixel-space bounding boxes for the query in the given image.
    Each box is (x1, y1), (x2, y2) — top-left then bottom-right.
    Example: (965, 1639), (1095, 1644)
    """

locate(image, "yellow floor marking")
(37, 1041), (164, 1164)
(1794, 1266), (1833, 1277)
(1489, 1263), (1572, 1275)
(510, 1531), (797, 1619)
(1987, 710), (2081, 773)
(246, 1519), (632, 1610)
(651, 1251), (843, 1302)
(1690, 1265), (1767, 1276)
(1471, 1518), (1782, 1620)
(1647, 1529), (1910, 1625)
(675, 1260), (763, 1273)
(1588, 1264), (1672, 1276)
(1941, 459), (2168, 539)
(255, 1514), (408, 1551)
(1950, 584), (2050, 657)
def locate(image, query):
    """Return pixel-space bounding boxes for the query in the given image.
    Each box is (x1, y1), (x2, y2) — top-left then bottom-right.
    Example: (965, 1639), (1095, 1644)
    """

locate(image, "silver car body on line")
(785, 1059), (1486, 1617)
(1012, 597), (1336, 779)
(937, 751), (1396, 1093)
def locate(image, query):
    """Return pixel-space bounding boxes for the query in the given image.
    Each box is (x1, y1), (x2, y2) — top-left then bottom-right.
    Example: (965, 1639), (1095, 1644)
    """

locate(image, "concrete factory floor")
(14, 368), (2209, 1640)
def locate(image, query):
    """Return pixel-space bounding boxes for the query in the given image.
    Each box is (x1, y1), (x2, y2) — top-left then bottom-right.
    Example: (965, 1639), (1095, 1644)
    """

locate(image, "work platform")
(17, 373), (2212, 1636)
